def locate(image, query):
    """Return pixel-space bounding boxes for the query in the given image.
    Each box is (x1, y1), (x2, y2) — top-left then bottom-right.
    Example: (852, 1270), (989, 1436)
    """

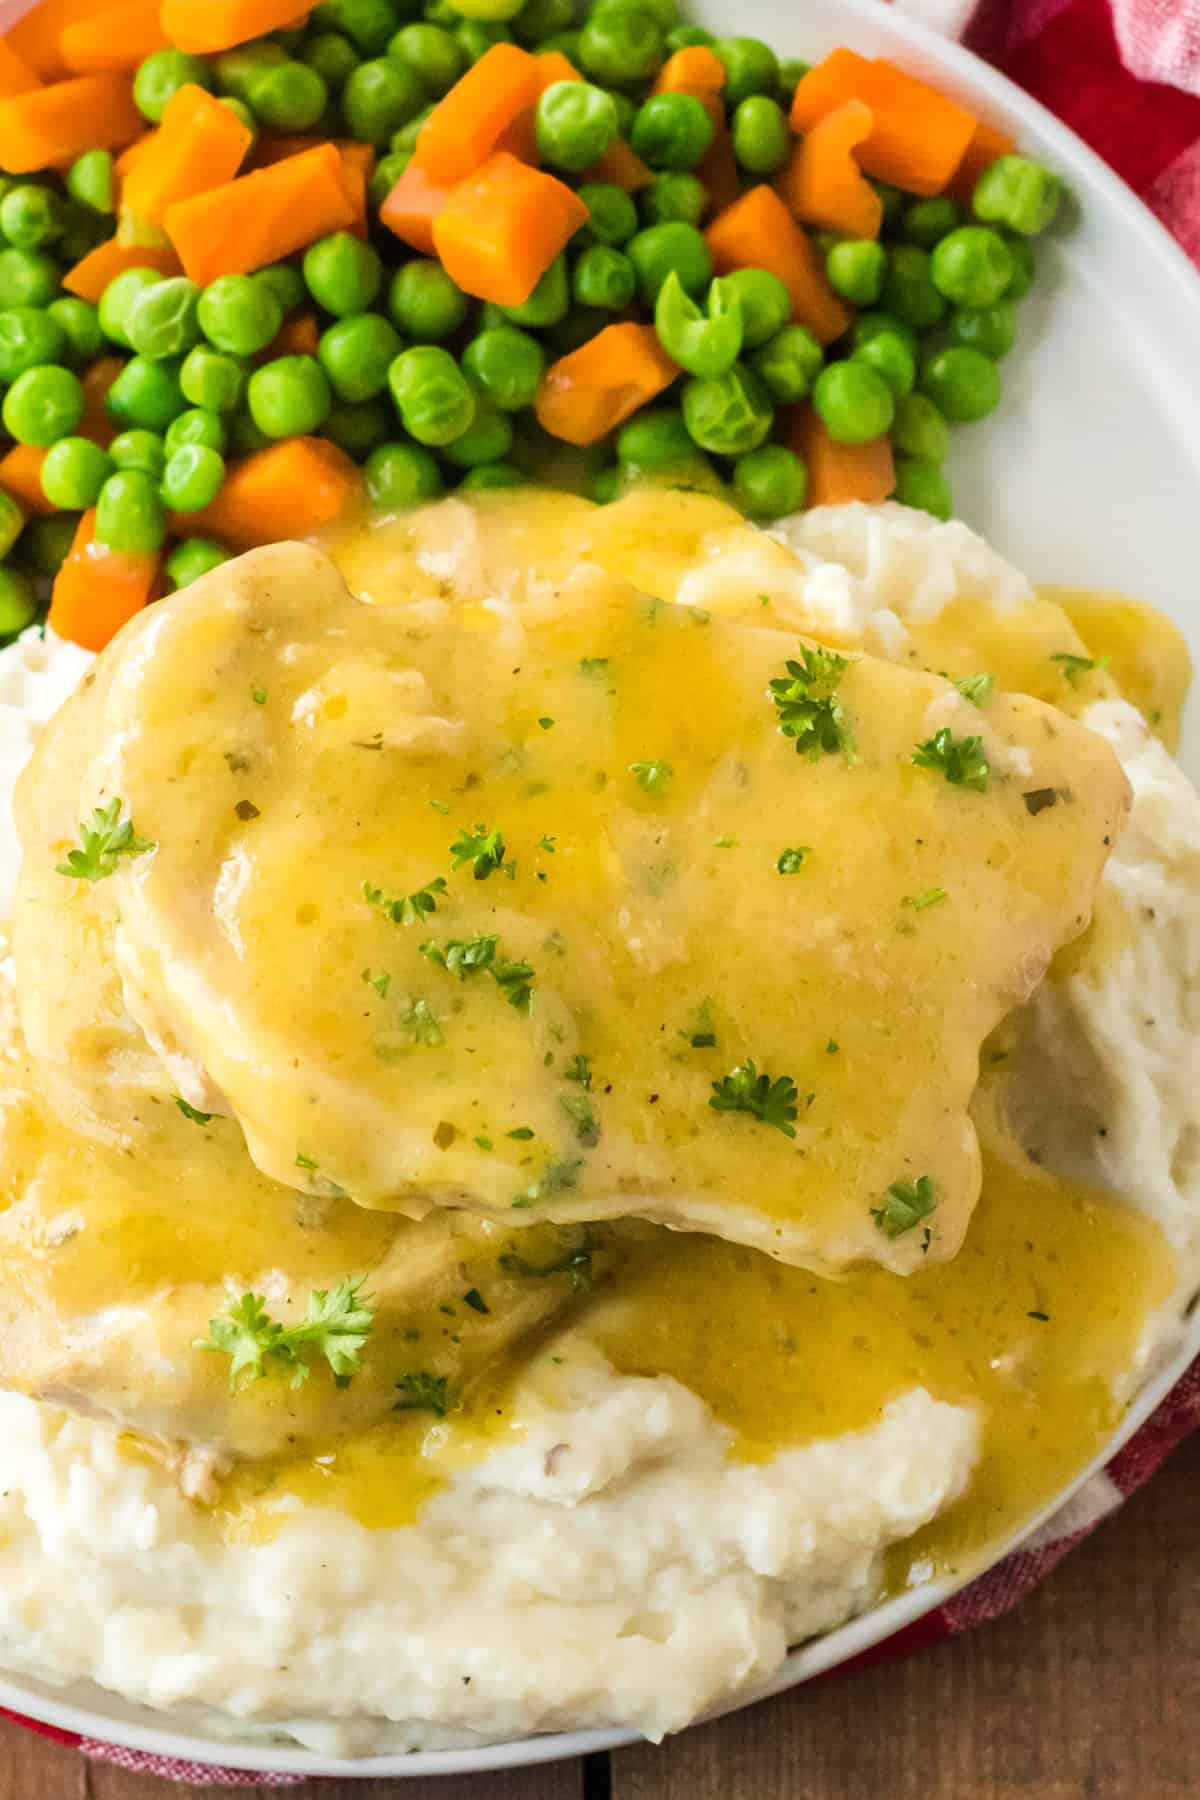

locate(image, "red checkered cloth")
(1, 0), (1199, 1784)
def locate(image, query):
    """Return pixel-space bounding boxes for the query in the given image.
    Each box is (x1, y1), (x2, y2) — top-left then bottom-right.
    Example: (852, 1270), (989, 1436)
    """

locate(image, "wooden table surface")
(3, 1430), (1196, 1800)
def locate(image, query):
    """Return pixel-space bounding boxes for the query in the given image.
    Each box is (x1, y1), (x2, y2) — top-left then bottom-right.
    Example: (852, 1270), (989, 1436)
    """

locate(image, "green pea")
(591, 0), (677, 31)
(303, 231), (384, 318)
(630, 93), (713, 171)
(730, 95), (789, 174)
(303, 32), (360, 89)
(719, 268), (789, 350)
(578, 10), (664, 87)
(665, 23), (714, 51)
(343, 56), (429, 144)
(322, 397), (392, 455)
(900, 195), (962, 248)
(388, 343), (476, 444)
(891, 391), (949, 463)
(655, 269), (741, 377)
(444, 0), (521, 20)
(1003, 235), (1036, 299)
(46, 296), (103, 365)
(592, 465), (620, 504)
(198, 274), (283, 355)
(577, 181), (638, 246)
(58, 199), (105, 264)
(0, 567), (36, 637)
(247, 355), (332, 438)
(605, 87), (636, 137)
(165, 537), (230, 589)
(106, 356), (186, 431)
(213, 41), (288, 99)
(0, 306), (67, 382)
(513, 0), (574, 41)
(217, 94), (257, 137)
(95, 468), (166, 551)
(312, 0), (402, 53)
(365, 438), (443, 507)
(501, 253), (569, 327)
(458, 460), (524, 489)
(747, 323), (823, 403)
(732, 443), (806, 518)
(812, 360), (894, 443)
(370, 149), (412, 208)
(572, 245), (635, 310)
(3, 365), (83, 445)
(246, 61), (329, 130)
(319, 312), (404, 401)
(639, 172), (705, 226)
(880, 245), (946, 330)
(40, 435), (113, 508)
(386, 258), (466, 341)
(0, 489), (23, 558)
(0, 248), (59, 310)
(0, 184), (63, 250)
(627, 220), (712, 307)
(851, 329), (914, 397)
(714, 36), (778, 106)
(388, 22), (464, 93)
(893, 453), (952, 520)
(257, 263), (308, 317)
(228, 408), (271, 455)
(161, 443), (226, 511)
(824, 240), (884, 308)
(180, 345), (248, 413)
(461, 326), (544, 410)
(535, 80), (619, 172)
(109, 429), (166, 477)
(97, 267), (161, 349)
(616, 404), (692, 469)
(919, 345), (1000, 423)
(442, 401), (513, 466)
(23, 511), (78, 576)
(776, 57), (809, 102)
(134, 48), (213, 122)
(930, 226), (1013, 308)
(126, 277), (202, 360)
(455, 19), (513, 60)
(973, 154), (1061, 236)
(682, 362), (772, 455)
(851, 308), (918, 359)
(165, 407), (226, 454)
(948, 299), (1017, 360)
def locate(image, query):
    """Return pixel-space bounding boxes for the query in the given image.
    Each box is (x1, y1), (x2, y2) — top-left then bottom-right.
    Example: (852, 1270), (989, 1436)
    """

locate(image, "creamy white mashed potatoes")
(0, 500), (1196, 1755)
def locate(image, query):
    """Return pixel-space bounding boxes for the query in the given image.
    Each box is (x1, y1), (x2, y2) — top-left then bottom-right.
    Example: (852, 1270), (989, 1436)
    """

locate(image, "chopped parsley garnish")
(955, 672), (995, 707)
(493, 958), (535, 1011)
(394, 1372), (450, 1416)
(871, 1174), (938, 1238)
(538, 834), (557, 853)
(679, 999), (717, 1049)
(56, 798), (155, 883)
(564, 1054), (592, 1089)
(429, 798), (450, 814)
(463, 1288), (489, 1314)
(363, 876), (447, 925)
(511, 1157), (582, 1208)
(174, 1096), (214, 1125)
(560, 1092), (600, 1146)
(507, 1126), (535, 1140)
(629, 759), (673, 795)
(421, 934), (498, 979)
(768, 647), (855, 762)
(1051, 651), (1111, 689)
(295, 1152), (319, 1171)
(1027, 1310), (1050, 1322)
(450, 823), (507, 880)
(776, 846), (812, 875)
(402, 998), (443, 1045)
(538, 717), (555, 730)
(579, 657), (609, 680)
(195, 1278), (375, 1393)
(904, 887), (948, 911)
(362, 968), (392, 997)
(251, 686), (267, 705)
(500, 1233), (596, 1292)
(709, 1061), (799, 1138)
(912, 728), (989, 792)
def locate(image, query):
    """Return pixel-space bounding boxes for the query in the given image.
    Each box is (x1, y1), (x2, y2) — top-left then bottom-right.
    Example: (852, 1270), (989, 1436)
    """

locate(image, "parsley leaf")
(174, 1095), (214, 1125)
(500, 1232), (597, 1292)
(912, 728), (989, 792)
(560, 1091), (600, 1145)
(1051, 651), (1111, 689)
(629, 759), (673, 795)
(768, 647), (855, 762)
(954, 673), (995, 707)
(363, 876), (447, 925)
(450, 824), (507, 880)
(564, 1053), (592, 1089)
(679, 999), (717, 1049)
(402, 998), (443, 1045)
(776, 846), (812, 875)
(421, 934), (498, 979)
(463, 1287), (489, 1314)
(394, 1372), (449, 1416)
(195, 1277), (375, 1393)
(56, 798), (155, 883)
(871, 1174), (938, 1238)
(295, 1151), (319, 1171)
(903, 887), (948, 911)
(709, 1060), (799, 1138)
(493, 958), (535, 1010)
(511, 1157), (582, 1208)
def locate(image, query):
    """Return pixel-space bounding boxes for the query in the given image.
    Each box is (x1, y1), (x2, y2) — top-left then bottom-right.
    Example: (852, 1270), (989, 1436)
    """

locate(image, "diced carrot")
(416, 44), (541, 186)
(696, 122), (739, 216)
(337, 144), (368, 237)
(267, 311), (319, 356)
(62, 235), (179, 300)
(0, 73), (142, 173)
(49, 509), (161, 652)
(535, 50), (582, 89)
(945, 118), (1016, 205)
(250, 132), (321, 166)
(178, 437), (361, 548)
(582, 137), (653, 193)
(790, 50), (976, 197)
(0, 40), (41, 100)
(786, 405), (895, 506)
(536, 322), (678, 446)
(705, 185), (851, 345)
(338, 139), (374, 176)
(164, 143), (355, 285)
(122, 84), (252, 229)
(653, 45), (726, 102)
(777, 99), (882, 239)
(114, 129), (155, 183)
(60, 0), (171, 75)
(161, 0), (316, 55)
(80, 354), (124, 448)
(4, 0), (100, 82)
(379, 153), (456, 255)
(496, 108), (539, 167)
(0, 444), (52, 515)
(433, 150), (588, 307)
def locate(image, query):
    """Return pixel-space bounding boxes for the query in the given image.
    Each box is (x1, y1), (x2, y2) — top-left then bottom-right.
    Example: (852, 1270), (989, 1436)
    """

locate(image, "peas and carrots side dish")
(0, 0), (1064, 651)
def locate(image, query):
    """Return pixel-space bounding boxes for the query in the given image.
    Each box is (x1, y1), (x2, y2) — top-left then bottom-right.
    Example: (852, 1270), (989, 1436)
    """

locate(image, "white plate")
(3, 0), (1200, 1776)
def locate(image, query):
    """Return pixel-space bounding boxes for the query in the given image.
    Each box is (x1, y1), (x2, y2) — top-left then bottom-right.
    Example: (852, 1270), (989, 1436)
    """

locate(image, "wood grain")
(0, 1433), (1195, 1798)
